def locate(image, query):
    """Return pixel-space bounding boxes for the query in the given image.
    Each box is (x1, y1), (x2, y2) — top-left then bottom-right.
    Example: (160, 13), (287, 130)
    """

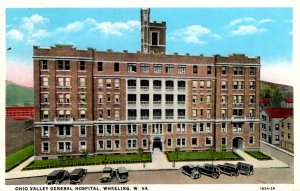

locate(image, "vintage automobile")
(179, 165), (200, 179)
(69, 168), (87, 184)
(195, 164), (220, 179)
(203, 164), (221, 176)
(46, 170), (69, 185)
(217, 163), (240, 177)
(236, 162), (254, 176)
(115, 167), (129, 183)
(100, 167), (114, 182)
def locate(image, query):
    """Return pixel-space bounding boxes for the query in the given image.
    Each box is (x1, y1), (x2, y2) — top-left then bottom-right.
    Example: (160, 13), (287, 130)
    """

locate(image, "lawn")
(166, 151), (243, 162)
(6, 144), (34, 172)
(245, 151), (272, 160)
(23, 153), (151, 170)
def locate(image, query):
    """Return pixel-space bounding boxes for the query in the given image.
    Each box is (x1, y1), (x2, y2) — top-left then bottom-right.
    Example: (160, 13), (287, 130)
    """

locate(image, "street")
(6, 167), (293, 185)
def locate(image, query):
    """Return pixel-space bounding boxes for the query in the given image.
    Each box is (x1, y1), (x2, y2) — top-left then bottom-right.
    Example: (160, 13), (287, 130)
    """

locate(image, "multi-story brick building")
(33, 8), (261, 160)
(279, 115), (293, 152)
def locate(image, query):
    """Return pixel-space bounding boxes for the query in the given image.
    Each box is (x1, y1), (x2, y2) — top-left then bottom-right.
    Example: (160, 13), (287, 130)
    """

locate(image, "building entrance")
(232, 137), (244, 150)
(153, 138), (162, 151)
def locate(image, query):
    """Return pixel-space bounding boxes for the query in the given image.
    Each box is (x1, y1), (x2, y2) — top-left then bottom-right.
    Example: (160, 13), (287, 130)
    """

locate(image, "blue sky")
(6, 8), (293, 86)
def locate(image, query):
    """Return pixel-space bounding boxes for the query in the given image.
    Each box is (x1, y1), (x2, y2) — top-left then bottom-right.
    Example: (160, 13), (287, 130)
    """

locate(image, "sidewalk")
(5, 148), (289, 179)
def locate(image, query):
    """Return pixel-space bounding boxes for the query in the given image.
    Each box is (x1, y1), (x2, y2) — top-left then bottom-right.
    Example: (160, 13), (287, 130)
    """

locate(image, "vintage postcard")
(1, 1), (298, 191)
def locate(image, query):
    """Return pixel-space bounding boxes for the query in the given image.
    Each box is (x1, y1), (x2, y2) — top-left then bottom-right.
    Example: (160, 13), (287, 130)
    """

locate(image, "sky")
(6, 8), (293, 87)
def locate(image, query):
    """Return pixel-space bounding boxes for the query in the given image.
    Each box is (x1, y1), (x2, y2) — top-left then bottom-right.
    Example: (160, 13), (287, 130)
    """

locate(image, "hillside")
(6, 81), (34, 106)
(260, 81), (293, 108)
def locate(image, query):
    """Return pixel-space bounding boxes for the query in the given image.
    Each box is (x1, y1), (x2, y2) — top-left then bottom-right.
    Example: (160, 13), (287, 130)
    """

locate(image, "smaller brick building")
(280, 116), (293, 152)
(6, 106), (34, 120)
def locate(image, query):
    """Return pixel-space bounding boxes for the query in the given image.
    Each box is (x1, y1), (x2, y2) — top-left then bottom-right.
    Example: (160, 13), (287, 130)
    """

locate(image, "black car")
(46, 170), (69, 185)
(195, 164), (220, 179)
(100, 167), (114, 182)
(179, 165), (200, 179)
(69, 168), (87, 184)
(217, 163), (240, 177)
(203, 164), (221, 176)
(116, 167), (129, 183)
(236, 162), (254, 176)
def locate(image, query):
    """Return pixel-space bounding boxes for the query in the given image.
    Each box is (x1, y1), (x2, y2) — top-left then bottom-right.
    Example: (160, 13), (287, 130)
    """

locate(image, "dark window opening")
(114, 62), (119, 72)
(152, 32), (158, 45)
(98, 62), (103, 72)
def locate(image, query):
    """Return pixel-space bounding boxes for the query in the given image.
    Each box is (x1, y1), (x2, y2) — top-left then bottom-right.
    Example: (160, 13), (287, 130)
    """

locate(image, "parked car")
(115, 167), (129, 183)
(46, 170), (69, 185)
(100, 167), (114, 182)
(195, 164), (220, 179)
(69, 168), (87, 184)
(179, 165), (200, 179)
(236, 162), (254, 176)
(217, 163), (240, 177)
(203, 164), (221, 176)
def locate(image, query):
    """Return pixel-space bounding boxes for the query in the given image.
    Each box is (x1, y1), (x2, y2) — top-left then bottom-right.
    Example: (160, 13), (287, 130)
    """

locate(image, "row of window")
(40, 60), (256, 76)
(41, 123), (255, 138)
(192, 80), (256, 90)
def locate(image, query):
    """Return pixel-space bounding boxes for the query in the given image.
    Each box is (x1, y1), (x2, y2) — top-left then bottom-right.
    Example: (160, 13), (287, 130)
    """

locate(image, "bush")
(245, 151), (272, 160)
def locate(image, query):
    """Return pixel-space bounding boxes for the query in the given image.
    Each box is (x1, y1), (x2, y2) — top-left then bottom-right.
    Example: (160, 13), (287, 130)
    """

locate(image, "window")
(221, 95), (226, 104)
(207, 66), (211, 74)
(205, 137), (212, 146)
(207, 81), (211, 89)
(114, 62), (119, 72)
(57, 60), (70, 70)
(42, 142), (49, 153)
(233, 96), (243, 104)
(193, 81), (197, 89)
(42, 77), (49, 87)
(128, 109), (137, 120)
(153, 80), (162, 90)
(178, 65), (186, 74)
(222, 138), (226, 145)
(58, 94), (64, 103)
(250, 81), (255, 89)
(41, 60), (48, 70)
(114, 125), (120, 135)
(98, 62), (103, 72)
(165, 109), (174, 118)
(65, 94), (71, 103)
(178, 81), (186, 90)
(234, 67), (243, 75)
(206, 123), (211, 133)
(127, 80), (136, 89)
(192, 109), (197, 118)
(233, 109), (243, 116)
(233, 81), (243, 89)
(206, 110), (211, 118)
(142, 139), (148, 149)
(99, 110), (103, 119)
(192, 138), (198, 147)
(98, 125), (104, 135)
(80, 110), (86, 119)
(107, 94), (111, 102)
(127, 124), (137, 135)
(42, 94), (49, 103)
(114, 94), (120, 104)
(249, 109), (254, 117)
(193, 95), (197, 104)
(176, 138), (186, 147)
(79, 126), (86, 137)
(114, 79), (120, 89)
(233, 123), (243, 132)
(98, 140), (104, 150)
(221, 109), (226, 118)
(42, 126), (49, 137)
(221, 81), (227, 89)
(200, 95), (204, 102)
(177, 123), (185, 133)
(221, 123), (227, 132)
(151, 32), (158, 45)
(249, 137), (254, 144)
(42, 110), (49, 119)
(115, 109), (120, 119)
(167, 139), (172, 147)
(192, 123), (197, 133)
(207, 95), (211, 103)
(141, 63), (150, 73)
(199, 123), (204, 132)
(58, 126), (71, 136)
(106, 125), (112, 135)
(167, 124), (172, 133)
(250, 67), (255, 75)
(79, 78), (86, 87)
(166, 81), (174, 90)
(79, 141), (86, 151)
(106, 140), (112, 150)
(249, 123), (254, 132)
(288, 133), (291, 140)
(127, 139), (137, 149)
(178, 109), (185, 118)
(58, 78), (64, 87)
(106, 79), (112, 88)
(142, 124), (148, 134)
(275, 135), (279, 141)
(128, 63), (136, 72)
(79, 61), (85, 70)
(80, 94), (86, 103)
(221, 66), (227, 75)
(166, 64), (174, 74)
(249, 95), (255, 103)
(193, 65), (198, 74)
(107, 109), (111, 118)
(98, 79), (103, 88)
(58, 142), (72, 152)
(200, 81), (204, 88)
(275, 124), (279, 130)
(154, 64), (162, 73)
(98, 94), (103, 103)
(200, 109), (203, 117)
(114, 140), (120, 150)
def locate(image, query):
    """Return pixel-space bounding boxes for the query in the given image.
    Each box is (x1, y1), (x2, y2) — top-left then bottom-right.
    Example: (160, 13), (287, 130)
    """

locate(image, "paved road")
(6, 167), (293, 185)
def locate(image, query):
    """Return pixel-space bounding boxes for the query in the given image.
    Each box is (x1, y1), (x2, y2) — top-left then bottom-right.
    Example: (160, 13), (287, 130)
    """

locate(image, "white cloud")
(170, 25), (221, 45)
(21, 14), (48, 32)
(230, 25), (265, 36)
(86, 18), (140, 36)
(258, 19), (273, 25)
(31, 29), (50, 38)
(228, 17), (256, 27)
(57, 21), (84, 33)
(7, 29), (24, 41)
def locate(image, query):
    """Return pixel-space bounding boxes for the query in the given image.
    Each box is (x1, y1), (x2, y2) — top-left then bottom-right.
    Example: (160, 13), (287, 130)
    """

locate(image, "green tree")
(208, 146), (215, 165)
(59, 153), (68, 168)
(137, 147), (145, 167)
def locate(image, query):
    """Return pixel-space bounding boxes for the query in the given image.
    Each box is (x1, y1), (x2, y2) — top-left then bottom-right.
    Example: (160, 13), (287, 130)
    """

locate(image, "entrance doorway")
(232, 137), (244, 150)
(268, 136), (272, 144)
(153, 138), (162, 151)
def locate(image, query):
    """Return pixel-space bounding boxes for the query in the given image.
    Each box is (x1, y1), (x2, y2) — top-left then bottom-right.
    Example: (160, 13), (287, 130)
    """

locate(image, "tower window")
(151, 32), (158, 46)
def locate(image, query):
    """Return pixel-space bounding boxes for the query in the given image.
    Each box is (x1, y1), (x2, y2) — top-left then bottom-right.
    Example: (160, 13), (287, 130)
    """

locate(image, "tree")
(173, 147), (180, 168)
(208, 146), (215, 165)
(59, 153), (68, 168)
(137, 147), (145, 167)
